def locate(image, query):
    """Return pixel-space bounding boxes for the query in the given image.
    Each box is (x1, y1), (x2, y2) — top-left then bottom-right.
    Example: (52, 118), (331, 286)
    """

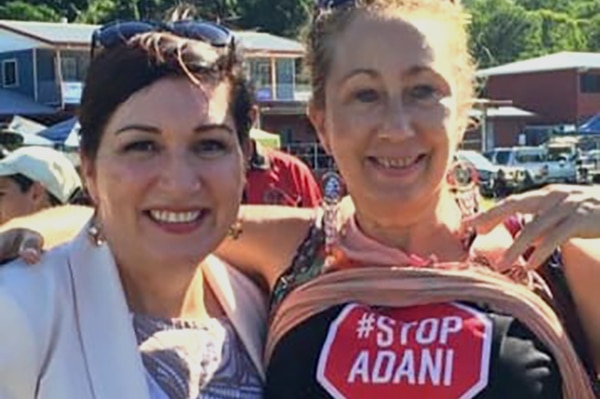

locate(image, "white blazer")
(0, 224), (267, 399)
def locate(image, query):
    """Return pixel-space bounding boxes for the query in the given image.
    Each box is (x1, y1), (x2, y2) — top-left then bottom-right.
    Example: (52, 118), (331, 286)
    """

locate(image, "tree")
(467, 0), (542, 67)
(531, 9), (587, 54)
(237, 0), (312, 38)
(582, 14), (600, 52)
(0, 1), (61, 21)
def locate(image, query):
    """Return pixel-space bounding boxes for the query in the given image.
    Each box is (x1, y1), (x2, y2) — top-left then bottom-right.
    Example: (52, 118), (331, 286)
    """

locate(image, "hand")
(0, 228), (44, 265)
(464, 184), (600, 270)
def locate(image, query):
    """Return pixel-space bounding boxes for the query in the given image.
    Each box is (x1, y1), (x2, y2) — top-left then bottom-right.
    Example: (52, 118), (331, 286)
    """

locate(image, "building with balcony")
(0, 19), (307, 128)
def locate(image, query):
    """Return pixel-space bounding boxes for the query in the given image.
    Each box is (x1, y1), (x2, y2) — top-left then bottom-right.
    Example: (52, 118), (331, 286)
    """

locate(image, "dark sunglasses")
(90, 19), (233, 58)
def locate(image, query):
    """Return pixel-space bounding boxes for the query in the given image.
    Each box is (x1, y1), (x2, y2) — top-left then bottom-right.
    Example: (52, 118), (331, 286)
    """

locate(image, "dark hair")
(79, 30), (255, 161)
(8, 173), (62, 206)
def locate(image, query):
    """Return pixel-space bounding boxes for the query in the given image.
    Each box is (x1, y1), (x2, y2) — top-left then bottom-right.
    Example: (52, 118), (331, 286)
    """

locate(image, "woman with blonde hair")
(2, 1), (600, 398)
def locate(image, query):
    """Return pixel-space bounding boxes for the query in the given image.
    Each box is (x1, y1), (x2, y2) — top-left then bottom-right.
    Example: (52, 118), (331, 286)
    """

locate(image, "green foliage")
(467, 0), (597, 68)
(0, 0), (595, 68)
(0, 1), (61, 21)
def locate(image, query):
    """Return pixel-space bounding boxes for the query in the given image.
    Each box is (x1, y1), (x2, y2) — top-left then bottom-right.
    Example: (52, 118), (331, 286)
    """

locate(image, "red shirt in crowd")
(244, 142), (322, 208)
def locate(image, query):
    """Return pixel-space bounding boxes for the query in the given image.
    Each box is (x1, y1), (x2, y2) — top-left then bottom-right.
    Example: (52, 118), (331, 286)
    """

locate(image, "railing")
(282, 142), (335, 175)
(253, 83), (311, 102)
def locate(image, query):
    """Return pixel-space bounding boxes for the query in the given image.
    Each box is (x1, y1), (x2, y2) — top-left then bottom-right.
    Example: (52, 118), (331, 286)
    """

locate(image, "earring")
(227, 219), (243, 240)
(87, 215), (105, 246)
(321, 171), (345, 269)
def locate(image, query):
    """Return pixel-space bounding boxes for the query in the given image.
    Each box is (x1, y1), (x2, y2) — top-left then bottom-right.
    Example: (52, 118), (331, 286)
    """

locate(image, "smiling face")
(82, 77), (244, 269)
(310, 10), (470, 222)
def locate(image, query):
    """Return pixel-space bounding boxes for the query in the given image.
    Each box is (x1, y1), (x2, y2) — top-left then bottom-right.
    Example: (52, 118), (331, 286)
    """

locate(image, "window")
(580, 73), (600, 93)
(59, 52), (90, 82)
(2, 59), (18, 87)
(61, 56), (77, 81)
(275, 59), (294, 100)
(515, 152), (545, 163)
(249, 58), (272, 100)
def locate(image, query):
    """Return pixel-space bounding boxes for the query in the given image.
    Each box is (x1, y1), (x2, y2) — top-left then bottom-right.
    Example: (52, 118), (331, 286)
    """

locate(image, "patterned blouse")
(132, 314), (263, 399)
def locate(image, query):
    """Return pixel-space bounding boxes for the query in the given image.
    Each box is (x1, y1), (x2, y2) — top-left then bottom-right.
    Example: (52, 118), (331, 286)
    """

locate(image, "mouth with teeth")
(367, 154), (427, 176)
(145, 209), (208, 234)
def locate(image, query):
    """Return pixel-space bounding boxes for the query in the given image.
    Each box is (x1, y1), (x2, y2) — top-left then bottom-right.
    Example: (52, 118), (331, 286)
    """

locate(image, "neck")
(117, 259), (217, 320)
(353, 188), (466, 261)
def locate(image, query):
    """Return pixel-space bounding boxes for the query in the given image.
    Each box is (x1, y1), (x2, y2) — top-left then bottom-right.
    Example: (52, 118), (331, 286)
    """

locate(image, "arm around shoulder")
(0, 205), (92, 249)
(216, 205), (316, 288)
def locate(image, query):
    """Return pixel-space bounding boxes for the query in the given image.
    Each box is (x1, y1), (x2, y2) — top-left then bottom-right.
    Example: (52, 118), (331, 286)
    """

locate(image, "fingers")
(17, 231), (44, 265)
(464, 186), (569, 234)
(522, 216), (580, 269)
(496, 201), (577, 270)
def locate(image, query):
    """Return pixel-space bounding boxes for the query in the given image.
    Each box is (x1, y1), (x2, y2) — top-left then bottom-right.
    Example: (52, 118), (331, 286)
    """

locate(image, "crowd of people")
(0, 1), (598, 399)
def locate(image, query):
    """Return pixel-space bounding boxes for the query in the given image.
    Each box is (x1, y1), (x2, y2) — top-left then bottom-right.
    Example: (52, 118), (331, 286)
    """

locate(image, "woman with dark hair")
(0, 20), (265, 399)
(2, 1), (600, 398)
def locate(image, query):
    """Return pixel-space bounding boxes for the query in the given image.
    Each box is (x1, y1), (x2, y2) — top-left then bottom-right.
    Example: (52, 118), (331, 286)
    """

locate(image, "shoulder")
(0, 243), (71, 315)
(267, 149), (312, 173)
(0, 244), (72, 388)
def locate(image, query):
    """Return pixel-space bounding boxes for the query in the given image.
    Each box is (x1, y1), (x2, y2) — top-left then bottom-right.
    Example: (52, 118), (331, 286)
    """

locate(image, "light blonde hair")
(304, 0), (475, 130)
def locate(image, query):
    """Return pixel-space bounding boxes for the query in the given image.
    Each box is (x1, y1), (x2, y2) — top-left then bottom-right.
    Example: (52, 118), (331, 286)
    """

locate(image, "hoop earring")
(321, 171), (345, 268)
(87, 214), (105, 246)
(227, 219), (243, 240)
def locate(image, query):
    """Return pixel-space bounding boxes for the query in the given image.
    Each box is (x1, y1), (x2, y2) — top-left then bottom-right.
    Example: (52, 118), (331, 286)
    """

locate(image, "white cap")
(0, 146), (82, 204)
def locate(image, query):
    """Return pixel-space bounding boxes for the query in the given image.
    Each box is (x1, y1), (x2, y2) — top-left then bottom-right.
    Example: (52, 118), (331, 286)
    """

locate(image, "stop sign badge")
(316, 302), (493, 399)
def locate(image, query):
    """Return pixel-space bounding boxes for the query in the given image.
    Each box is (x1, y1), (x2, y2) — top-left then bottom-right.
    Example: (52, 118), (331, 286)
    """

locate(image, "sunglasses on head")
(90, 19), (233, 58)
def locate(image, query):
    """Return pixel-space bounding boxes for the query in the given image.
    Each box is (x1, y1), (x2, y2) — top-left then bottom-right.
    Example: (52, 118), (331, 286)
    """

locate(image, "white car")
(456, 150), (526, 196)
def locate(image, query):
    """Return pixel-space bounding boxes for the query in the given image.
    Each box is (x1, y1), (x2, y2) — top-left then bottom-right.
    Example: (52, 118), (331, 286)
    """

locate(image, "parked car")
(487, 147), (549, 189)
(488, 146), (578, 189)
(577, 149), (600, 184)
(456, 150), (526, 197)
(545, 144), (578, 184)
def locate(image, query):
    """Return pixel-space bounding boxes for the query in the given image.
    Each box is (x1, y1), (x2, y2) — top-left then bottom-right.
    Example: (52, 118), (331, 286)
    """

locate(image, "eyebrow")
(339, 65), (437, 84)
(114, 123), (235, 136)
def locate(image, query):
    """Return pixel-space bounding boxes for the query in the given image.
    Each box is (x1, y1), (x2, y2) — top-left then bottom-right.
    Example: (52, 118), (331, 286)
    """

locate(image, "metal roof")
(477, 52), (600, 77)
(0, 89), (56, 115)
(0, 20), (304, 53)
(468, 105), (536, 119)
(0, 20), (98, 45)
(235, 31), (303, 54)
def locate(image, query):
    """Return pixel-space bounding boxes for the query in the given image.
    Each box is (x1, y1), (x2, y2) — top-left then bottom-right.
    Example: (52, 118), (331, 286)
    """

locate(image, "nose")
(158, 151), (202, 195)
(379, 96), (416, 140)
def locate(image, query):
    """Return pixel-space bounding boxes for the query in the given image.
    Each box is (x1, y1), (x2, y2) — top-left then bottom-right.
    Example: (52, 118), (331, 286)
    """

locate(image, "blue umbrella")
(580, 114), (600, 135)
(38, 117), (79, 144)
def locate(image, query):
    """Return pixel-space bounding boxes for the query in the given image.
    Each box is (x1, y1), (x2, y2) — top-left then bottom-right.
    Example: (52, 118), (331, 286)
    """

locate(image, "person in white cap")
(0, 146), (81, 225)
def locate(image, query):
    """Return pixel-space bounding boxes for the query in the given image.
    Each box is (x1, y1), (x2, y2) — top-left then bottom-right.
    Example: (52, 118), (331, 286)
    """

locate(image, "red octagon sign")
(316, 302), (493, 399)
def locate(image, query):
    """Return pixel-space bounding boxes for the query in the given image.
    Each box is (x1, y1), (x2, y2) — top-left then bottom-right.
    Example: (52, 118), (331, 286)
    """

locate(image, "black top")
(265, 303), (562, 399)
(265, 224), (564, 399)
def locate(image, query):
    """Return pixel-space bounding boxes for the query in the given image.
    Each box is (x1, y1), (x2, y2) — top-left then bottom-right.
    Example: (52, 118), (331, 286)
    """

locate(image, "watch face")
(448, 161), (477, 189)
(322, 172), (344, 205)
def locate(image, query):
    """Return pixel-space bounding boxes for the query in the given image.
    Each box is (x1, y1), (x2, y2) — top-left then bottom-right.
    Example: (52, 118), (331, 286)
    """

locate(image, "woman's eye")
(123, 141), (159, 153)
(408, 84), (440, 101)
(353, 89), (380, 103)
(194, 140), (228, 156)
